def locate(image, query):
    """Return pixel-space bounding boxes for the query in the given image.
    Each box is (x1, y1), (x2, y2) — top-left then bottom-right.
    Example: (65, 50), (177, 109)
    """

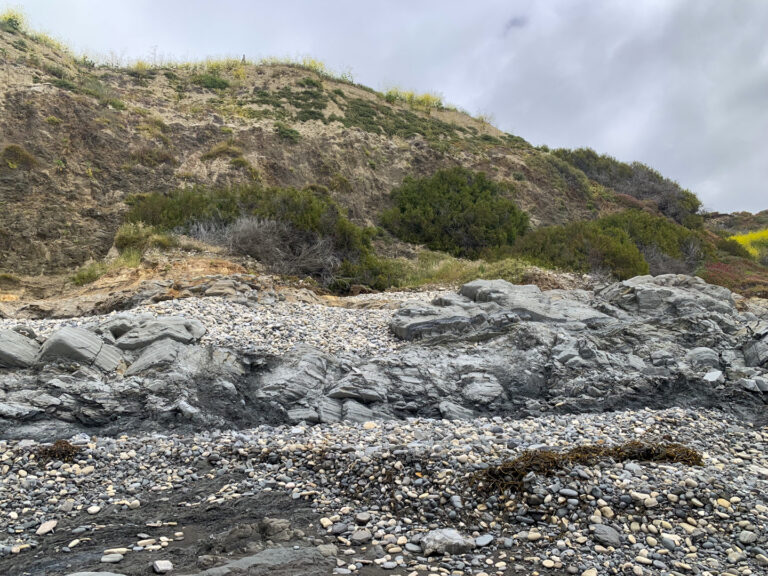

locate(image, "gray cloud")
(11, 0), (768, 212)
(503, 16), (529, 33)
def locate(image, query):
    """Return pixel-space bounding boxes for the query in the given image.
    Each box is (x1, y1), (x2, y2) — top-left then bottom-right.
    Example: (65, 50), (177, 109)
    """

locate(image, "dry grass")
(384, 87), (445, 112)
(387, 251), (528, 288)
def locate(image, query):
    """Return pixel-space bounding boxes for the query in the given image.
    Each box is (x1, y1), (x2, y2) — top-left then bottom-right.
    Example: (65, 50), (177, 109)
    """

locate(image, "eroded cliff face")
(1, 27), (624, 276)
(0, 274), (765, 440)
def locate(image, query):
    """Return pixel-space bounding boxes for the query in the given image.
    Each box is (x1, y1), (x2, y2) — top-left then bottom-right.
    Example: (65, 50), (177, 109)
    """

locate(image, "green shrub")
(192, 74), (229, 90)
(51, 78), (77, 91)
(0, 9), (25, 32)
(380, 251), (528, 289)
(0, 273), (20, 286)
(77, 76), (123, 108)
(71, 261), (107, 285)
(336, 97), (459, 143)
(716, 237), (754, 259)
(597, 209), (703, 260)
(126, 187), (245, 229)
(126, 184), (387, 291)
(298, 77), (323, 89)
(113, 222), (177, 252)
(526, 153), (593, 200)
(201, 140), (242, 160)
(383, 88), (444, 111)
(514, 221), (649, 279)
(104, 98), (126, 110)
(275, 122), (300, 143)
(553, 147), (702, 227)
(1, 144), (36, 170)
(131, 146), (175, 167)
(229, 156), (259, 180)
(381, 167), (529, 258)
(512, 209), (707, 278)
(114, 247), (143, 267)
(43, 63), (68, 79)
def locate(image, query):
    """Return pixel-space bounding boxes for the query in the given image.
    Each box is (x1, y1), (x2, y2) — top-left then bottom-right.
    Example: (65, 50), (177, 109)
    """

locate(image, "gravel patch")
(0, 291), (448, 358)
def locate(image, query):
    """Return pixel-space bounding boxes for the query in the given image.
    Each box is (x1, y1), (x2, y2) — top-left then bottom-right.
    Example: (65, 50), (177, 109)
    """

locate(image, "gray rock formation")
(0, 276), (766, 440)
(39, 327), (103, 364)
(0, 329), (39, 368)
(744, 334), (768, 367)
(125, 338), (185, 376)
(109, 316), (206, 350)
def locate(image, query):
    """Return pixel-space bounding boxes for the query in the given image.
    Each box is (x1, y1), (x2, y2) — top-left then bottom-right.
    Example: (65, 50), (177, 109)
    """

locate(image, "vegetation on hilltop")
(553, 148), (702, 228)
(705, 210), (768, 235)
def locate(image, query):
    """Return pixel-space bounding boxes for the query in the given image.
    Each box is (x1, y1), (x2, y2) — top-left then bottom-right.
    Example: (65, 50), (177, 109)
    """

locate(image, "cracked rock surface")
(0, 275), (766, 440)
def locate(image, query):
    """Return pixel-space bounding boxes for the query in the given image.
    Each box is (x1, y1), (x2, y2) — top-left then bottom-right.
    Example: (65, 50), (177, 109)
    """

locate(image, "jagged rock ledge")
(0, 274), (766, 440)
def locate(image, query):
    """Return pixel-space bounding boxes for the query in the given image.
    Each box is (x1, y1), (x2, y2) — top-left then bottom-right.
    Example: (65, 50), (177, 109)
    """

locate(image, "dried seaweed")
(36, 439), (81, 463)
(473, 441), (702, 496)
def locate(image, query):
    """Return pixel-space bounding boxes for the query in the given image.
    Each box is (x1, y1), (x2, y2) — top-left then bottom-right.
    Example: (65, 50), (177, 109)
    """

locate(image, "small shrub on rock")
(71, 261), (108, 285)
(114, 222), (177, 253)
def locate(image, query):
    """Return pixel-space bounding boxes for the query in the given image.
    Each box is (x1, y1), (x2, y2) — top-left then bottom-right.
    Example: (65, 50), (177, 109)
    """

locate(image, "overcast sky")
(9, 0), (768, 213)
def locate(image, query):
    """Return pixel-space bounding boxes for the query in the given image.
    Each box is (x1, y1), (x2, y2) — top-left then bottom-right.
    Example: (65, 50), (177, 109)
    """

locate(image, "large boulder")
(114, 316), (206, 350)
(93, 343), (123, 372)
(39, 327), (103, 364)
(599, 274), (736, 318)
(0, 329), (39, 368)
(192, 546), (333, 576)
(389, 294), (517, 341)
(744, 336), (768, 367)
(125, 338), (185, 376)
(686, 347), (721, 370)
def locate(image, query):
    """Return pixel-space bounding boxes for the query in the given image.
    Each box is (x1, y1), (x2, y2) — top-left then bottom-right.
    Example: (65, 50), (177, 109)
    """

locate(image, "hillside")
(1, 15), (767, 298)
(0, 23), (669, 264)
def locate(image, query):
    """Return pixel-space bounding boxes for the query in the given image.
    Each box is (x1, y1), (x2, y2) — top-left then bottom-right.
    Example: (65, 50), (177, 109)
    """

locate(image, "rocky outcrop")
(109, 317), (206, 350)
(0, 275), (766, 440)
(39, 327), (105, 364)
(0, 330), (39, 368)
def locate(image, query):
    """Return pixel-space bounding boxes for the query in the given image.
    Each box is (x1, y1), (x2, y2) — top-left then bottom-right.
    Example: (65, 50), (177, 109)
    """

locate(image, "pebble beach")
(2, 407), (767, 575)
